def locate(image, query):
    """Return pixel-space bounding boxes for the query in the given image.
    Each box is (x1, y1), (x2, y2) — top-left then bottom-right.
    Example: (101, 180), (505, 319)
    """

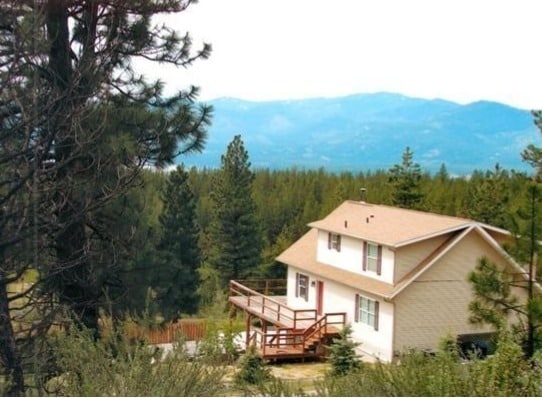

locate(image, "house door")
(316, 280), (324, 316)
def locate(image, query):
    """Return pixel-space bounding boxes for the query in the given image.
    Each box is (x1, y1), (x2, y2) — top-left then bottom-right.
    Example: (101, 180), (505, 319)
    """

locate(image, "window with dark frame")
(328, 232), (341, 251)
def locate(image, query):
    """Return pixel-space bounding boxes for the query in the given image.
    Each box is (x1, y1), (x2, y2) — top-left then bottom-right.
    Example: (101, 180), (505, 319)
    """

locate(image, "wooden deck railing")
(229, 280), (317, 329)
(302, 312), (346, 350)
(230, 280), (347, 359)
(248, 312), (346, 357)
(234, 279), (287, 296)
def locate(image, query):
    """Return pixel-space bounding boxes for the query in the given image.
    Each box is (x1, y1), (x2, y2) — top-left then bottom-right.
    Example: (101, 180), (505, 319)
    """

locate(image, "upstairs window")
(295, 273), (309, 301)
(328, 232), (341, 252)
(363, 242), (382, 275)
(355, 294), (380, 331)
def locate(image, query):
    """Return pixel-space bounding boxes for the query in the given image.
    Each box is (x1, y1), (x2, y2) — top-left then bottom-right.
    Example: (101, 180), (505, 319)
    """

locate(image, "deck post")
(245, 312), (251, 349)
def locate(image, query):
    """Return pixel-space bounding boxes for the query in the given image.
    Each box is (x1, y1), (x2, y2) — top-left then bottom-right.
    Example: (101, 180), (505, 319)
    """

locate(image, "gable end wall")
(393, 230), (500, 353)
(394, 234), (450, 283)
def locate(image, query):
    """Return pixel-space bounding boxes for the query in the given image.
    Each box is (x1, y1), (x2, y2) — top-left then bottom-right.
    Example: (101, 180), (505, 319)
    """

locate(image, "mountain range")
(178, 92), (540, 175)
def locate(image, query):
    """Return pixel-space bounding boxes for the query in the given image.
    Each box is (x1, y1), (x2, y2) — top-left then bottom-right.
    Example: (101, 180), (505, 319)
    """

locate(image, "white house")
(229, 199), (534, 362)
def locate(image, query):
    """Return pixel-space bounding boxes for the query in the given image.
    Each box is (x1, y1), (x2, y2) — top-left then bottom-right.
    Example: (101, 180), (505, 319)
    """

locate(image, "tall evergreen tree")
(208, 135), (262, 288)
(470, 132), (542, 358)
(464, 164), (510, 228)
(156, 165), (201, 319)
(388, 147), (425, 209)
(0, 1), (210, 393)
(522, 110), (542, 180)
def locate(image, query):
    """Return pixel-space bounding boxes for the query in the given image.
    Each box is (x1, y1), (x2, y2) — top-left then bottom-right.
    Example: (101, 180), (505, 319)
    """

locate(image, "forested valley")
(2, 1), (542, 396)
(122, 148), (538, 321)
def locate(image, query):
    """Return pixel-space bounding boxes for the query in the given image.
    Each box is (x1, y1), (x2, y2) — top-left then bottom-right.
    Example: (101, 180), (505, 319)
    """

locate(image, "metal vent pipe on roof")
(360, 188), (367, 203)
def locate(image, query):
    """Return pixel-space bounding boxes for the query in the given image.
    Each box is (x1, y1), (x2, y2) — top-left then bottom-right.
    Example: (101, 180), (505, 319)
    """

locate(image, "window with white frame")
(363, 242), (382, 275)
(328, 232), (341, 251)
(366, 243), (379, 272)
(296, 273), (309, 301)
(355, 294), (379, 330)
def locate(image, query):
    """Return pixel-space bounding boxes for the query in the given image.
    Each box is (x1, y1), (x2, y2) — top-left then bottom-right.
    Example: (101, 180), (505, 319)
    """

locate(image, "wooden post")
(245, 312), (251, 349)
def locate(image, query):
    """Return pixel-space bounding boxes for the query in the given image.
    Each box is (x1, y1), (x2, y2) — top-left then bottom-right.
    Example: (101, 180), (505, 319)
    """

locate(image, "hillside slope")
(178, 92), (539, 175)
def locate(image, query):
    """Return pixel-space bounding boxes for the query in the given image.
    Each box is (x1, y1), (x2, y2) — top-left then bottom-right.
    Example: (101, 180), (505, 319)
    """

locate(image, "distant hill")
(178, 92), (539, 175)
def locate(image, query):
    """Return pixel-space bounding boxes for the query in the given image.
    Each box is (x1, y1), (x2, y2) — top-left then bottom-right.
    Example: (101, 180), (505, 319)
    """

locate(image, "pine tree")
(327, 324), (361, 376)
(156, 165), (201, 319)
(208, 135), (262, 288)
(464, 164), (510, 228)
(469, 182), (542, 358)
(0, 1), (210, 393)
(522, 110), (542, 181)
(388, 147), (425, 209)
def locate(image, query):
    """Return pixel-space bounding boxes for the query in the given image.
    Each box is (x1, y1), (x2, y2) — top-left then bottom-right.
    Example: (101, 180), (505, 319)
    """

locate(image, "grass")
(267, 361), (330, 394)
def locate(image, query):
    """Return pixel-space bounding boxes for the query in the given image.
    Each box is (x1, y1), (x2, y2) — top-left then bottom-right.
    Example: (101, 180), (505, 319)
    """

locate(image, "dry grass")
(269, 361), (330, 380)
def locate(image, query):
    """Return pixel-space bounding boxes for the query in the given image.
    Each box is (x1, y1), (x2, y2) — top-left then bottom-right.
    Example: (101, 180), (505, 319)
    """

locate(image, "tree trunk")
(0, 270), (25, 396)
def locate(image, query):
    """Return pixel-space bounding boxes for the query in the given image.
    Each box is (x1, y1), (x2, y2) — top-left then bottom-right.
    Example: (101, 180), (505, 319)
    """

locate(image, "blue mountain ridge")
(177, 92), (539, 175)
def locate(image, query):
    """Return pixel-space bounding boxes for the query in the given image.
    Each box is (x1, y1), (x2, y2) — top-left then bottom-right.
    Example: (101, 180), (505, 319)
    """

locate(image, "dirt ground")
(268, 361), (330, 380)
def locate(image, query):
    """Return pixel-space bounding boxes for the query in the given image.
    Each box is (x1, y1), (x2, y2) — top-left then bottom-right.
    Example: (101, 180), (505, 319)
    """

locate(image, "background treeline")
(2, 1), (541, 396)
(118, 147), (535, 322)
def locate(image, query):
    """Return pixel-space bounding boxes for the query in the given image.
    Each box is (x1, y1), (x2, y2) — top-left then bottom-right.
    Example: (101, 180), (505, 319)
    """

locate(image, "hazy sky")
(136, 0), (542, 110)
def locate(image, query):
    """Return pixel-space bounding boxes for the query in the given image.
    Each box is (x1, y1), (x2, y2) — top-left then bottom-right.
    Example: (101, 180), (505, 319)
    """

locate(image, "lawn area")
(269, 361), (329, 380)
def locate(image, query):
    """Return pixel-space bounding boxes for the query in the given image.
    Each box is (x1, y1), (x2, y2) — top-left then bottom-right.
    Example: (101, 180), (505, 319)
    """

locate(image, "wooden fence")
(125, 319), (207, 344)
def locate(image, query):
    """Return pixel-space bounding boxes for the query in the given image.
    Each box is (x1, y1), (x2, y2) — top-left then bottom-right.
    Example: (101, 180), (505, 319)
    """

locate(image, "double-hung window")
(328, 232), (341, 251)
(355, 294), (380, 330)
(363, 242), (382, 275)
(295, 273), (309, 301)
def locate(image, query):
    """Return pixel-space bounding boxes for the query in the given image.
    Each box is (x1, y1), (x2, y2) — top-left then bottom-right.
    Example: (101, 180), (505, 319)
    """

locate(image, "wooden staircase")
(228, 280), (346, 360)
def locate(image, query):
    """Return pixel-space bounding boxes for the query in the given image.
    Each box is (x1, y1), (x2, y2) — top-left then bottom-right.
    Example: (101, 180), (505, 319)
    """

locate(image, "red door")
(316, 280), (324, 316)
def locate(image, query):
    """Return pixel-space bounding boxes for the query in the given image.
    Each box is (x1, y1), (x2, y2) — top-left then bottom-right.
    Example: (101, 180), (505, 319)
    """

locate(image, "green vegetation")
(47, 327), (226, 397)
(234, 346), (271, 386)
(327, 324), (361, 376)
(2, 2), (542, 396)
(207, 135), (262, 289)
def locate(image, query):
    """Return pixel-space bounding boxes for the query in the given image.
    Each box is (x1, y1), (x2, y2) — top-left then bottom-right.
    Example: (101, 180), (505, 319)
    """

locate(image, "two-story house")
(228, 199), (532, 362)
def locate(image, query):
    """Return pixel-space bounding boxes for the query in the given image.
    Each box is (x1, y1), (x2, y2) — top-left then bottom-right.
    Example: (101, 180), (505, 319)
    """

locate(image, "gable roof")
(277, 201), (535, 300)
(308, 200), (509, 248)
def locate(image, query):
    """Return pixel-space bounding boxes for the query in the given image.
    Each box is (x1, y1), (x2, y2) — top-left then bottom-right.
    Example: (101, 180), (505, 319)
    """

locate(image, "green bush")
(317, 331), (542, 397)
(48, 327), (226, 396)
(196, 319), (241, 365)
(327, 324), (361, 376)
(234, 345), (270, 386)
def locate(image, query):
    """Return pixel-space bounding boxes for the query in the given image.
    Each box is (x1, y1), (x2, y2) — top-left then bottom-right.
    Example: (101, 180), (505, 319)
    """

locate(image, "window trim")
(355, 293), (380, 331)
(295, 272), (309, 301)
(328, 232), (341, 252)
(362, 241), (382, 275)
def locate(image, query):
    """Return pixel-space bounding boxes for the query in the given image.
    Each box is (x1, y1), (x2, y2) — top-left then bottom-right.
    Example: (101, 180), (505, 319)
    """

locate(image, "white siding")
(315, 229), (395, 284)
(287, 265), (394, 362)
(287, 266), (316, 310)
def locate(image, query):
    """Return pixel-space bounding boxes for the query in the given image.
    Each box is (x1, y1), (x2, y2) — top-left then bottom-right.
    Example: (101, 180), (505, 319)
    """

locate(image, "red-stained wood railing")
(229, 280), (317, 329)
(229, 280), (347, 359)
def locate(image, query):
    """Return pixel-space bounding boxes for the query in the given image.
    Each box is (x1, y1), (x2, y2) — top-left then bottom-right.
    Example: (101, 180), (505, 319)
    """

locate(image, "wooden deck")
(229, 280), (346, 360)
(228, 294), (317, 330)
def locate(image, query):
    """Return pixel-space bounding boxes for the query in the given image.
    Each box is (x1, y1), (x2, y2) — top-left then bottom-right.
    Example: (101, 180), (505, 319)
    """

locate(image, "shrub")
(327, 324), (361, 376)
(48, 327), (225, 396)
(234, 345), (270, 386)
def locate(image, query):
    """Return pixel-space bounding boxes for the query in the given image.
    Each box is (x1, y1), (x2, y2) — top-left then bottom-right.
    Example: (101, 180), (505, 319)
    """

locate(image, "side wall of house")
(393, 230), (504, 354)
(316, 230), (395, 284)
(287, 265), (394, 362)
(394, 234), (450, 283)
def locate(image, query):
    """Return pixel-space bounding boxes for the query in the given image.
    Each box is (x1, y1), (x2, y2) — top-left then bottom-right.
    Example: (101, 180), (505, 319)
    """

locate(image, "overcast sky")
(135, 0), (542, 110)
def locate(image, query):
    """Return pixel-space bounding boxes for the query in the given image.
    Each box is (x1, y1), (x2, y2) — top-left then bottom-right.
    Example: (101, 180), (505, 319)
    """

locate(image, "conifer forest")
(2, 1), (542, 396)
